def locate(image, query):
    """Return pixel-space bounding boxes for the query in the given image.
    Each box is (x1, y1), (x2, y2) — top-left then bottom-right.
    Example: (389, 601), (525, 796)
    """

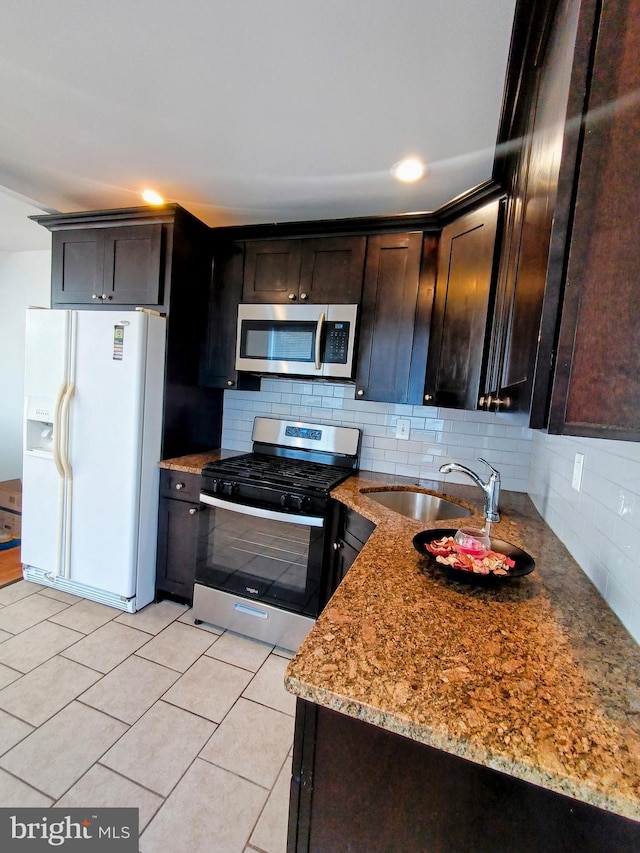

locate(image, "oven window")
(196, 506), (324, 615)
(240, 320), (316, 362)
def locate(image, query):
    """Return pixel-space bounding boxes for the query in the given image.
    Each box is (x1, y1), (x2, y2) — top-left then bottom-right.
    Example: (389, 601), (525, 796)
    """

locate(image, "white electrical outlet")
(396, 418), (411, 440)
(572, 452), (584, 491)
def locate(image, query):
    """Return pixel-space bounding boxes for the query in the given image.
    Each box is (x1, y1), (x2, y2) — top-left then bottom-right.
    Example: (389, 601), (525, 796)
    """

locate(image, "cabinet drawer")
(160, 469), (200, 501)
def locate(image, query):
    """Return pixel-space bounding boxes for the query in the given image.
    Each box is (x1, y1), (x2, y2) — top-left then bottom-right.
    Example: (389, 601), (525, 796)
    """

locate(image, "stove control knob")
(280, 493), (292, 509)
(221, 481), (238, 496)
(290, 494), (311, 512)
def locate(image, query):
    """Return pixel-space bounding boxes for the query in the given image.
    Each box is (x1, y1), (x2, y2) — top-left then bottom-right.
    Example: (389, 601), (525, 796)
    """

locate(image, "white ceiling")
(0, 0), (516, 251)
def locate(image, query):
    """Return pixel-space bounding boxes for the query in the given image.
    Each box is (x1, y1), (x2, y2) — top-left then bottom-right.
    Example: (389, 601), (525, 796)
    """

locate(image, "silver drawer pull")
(234, 602), (268, 620)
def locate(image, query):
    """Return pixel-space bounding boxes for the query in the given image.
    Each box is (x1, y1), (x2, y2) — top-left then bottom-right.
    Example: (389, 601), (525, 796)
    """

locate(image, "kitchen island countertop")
(284, 470), (640, 822)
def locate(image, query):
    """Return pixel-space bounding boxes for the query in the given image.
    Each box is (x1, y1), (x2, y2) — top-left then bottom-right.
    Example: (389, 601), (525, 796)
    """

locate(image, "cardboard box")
(0, 479), (21, 514)
(0, 508), (21, 538)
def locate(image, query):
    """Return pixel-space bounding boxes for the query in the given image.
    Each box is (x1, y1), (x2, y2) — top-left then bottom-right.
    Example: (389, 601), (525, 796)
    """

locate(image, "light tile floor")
(0, 580), (296, 853)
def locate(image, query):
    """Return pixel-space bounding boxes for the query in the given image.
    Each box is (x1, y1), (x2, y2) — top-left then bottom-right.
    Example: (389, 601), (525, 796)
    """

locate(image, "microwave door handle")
(315, 312), (326, 370)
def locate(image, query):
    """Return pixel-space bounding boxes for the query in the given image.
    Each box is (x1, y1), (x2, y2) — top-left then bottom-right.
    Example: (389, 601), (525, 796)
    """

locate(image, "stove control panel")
(209, 478), (239, 497)
(280, 493), (311, 512)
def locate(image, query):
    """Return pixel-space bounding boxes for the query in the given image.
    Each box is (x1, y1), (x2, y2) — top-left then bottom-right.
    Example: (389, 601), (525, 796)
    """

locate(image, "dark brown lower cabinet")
(330, 506), (375, 588)
(288, 700), (640, 853)
(156, 470), (200, 604)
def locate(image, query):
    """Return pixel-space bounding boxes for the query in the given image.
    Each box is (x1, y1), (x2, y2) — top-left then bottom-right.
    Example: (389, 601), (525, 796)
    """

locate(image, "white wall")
(528, 431), (640, 645)
(0, 250), (51, 480)
(221, 378), (533, 492)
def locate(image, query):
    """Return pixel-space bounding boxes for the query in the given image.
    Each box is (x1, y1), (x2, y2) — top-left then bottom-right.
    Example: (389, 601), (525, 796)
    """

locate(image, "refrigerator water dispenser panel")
(25, 419), (54, 455)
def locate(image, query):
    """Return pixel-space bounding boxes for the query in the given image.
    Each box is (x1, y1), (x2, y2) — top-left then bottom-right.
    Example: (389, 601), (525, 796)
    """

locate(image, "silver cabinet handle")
(175, 482), (185, 490)
(300, 292), (309, 301)
(357, 389), (365, 397)
(188, 507), (198, 515)
(288, 293), (297, 300)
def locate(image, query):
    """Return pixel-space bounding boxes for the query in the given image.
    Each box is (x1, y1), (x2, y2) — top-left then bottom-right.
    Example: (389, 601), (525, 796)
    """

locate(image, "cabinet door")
(330, 506), (375, 591)
(52, 223), (163, 306)
(51, 229), (103, 304)
(242, 239), (302, 302)
(299, 236), (366, 303)
(486, 0), (580, 420)
(202, 241), (242, 388)
(424, 201), (501, 410)
(102, 224), (163, 305)
(548, 0), (640, 440)
(333, 539), (359, 587)
(201, 242), (262, 390)
(355, 232), (432, 403)
(156, 496), (199, 604)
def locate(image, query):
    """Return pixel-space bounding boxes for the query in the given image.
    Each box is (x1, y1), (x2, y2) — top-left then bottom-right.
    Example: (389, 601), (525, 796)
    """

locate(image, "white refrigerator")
(21, 307), (166, 612)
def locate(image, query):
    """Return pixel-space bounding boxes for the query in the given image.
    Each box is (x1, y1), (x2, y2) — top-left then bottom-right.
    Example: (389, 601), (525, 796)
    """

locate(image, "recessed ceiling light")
(391, 158), (428, 183)
(141, 189), (165, 205)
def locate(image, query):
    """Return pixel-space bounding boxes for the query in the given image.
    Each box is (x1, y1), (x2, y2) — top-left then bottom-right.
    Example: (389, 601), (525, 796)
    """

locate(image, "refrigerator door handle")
(52, 382), (67, 477)
(59, 382), (75, 480)
(59, 381), (75, 579)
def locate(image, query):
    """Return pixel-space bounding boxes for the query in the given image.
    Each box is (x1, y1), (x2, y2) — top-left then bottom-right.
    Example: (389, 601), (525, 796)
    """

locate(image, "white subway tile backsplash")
(585, 554), (610, 598)
(529, 430), (640, 646)
(606, 575), (635, 632)
(221, 380), (533, 492)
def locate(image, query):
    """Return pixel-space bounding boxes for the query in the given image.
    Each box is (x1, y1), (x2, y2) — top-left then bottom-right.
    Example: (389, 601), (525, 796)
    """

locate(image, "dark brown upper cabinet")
(423, 199), (503, 410)
(51, 224), (163, 307)
(200, 241), (260, 391)
(546, 0), (640, 441)
(489, 0), (640, 441)
(355, 232), (436, 404)
(34, 204), (224, 459)
(242, 236), (366, 304)
(484, 0), (581, 420)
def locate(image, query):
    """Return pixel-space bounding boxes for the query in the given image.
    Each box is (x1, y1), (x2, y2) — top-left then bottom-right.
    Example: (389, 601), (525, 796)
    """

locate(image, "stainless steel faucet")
(439, 458), (501, 523)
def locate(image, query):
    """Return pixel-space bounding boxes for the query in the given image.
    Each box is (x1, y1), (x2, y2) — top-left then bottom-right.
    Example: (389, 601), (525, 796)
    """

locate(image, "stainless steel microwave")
(235, 303), (358, 378)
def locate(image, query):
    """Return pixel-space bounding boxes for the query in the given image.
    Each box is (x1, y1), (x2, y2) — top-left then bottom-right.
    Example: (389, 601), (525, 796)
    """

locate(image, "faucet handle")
(478, 458), (500, 479)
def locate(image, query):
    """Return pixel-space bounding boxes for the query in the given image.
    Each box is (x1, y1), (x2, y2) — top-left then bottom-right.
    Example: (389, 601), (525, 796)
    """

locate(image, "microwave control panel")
(323, 322), (350, 363)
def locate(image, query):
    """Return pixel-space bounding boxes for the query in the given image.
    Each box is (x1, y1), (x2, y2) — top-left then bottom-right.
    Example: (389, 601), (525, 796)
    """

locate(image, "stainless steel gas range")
(193, 417), (361, 650)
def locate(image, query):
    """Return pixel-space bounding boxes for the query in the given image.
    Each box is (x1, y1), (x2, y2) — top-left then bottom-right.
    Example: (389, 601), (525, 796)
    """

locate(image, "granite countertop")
(158, 449), (231, 474)
(285, 471), (640, 822)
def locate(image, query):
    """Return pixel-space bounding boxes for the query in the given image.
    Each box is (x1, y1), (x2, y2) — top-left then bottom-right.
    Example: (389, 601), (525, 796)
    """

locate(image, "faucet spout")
(438, 458), (501, 523)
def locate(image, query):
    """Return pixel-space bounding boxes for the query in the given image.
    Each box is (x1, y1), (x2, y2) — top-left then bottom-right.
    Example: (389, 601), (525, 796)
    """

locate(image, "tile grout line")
(0, 593), (295, 851)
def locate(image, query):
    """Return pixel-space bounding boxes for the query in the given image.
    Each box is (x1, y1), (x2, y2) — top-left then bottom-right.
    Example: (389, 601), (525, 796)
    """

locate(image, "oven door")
(196, 494), (326, 618)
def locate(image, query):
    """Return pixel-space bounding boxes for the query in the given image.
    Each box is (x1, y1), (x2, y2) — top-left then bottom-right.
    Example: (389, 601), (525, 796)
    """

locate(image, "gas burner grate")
(203, 453), (352, 493)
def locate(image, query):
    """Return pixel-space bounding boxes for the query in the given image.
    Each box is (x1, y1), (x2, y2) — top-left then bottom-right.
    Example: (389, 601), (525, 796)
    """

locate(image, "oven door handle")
(199, 493), (324, 527)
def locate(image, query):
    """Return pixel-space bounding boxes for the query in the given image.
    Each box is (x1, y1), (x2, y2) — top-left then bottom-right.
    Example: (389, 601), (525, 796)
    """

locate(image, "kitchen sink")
(363, 489), (472, 522)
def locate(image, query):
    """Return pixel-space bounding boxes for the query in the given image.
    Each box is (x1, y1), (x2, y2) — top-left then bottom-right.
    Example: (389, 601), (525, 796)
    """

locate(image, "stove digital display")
(285, 426), (322, 441)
